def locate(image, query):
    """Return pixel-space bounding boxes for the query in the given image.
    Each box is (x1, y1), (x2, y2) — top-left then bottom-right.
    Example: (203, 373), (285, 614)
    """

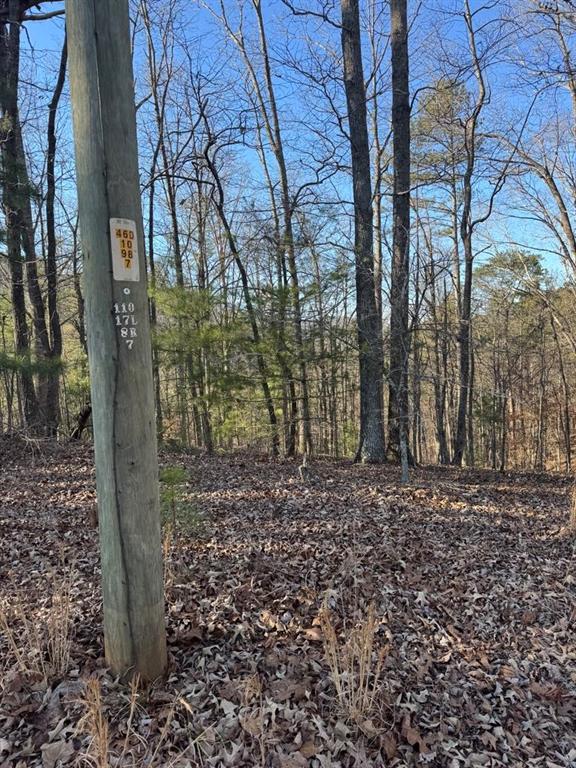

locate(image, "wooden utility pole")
(65, 0), (167, 681)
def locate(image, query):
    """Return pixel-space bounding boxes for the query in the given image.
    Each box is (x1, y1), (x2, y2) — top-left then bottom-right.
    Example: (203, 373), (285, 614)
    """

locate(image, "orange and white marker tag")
(110, 218), (140, 282)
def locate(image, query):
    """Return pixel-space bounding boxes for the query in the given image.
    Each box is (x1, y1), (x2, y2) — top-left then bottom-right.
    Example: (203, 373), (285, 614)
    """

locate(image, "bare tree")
(340, 0), (386, 462)
(206, 0), (313, 454)
(386, 0), (411, 480)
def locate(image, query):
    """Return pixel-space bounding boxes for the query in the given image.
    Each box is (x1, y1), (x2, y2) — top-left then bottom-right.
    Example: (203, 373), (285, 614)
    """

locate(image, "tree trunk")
(453, 237), (472, 465)
(453, 0), (487, 467)
(42, 35), (68, 436)
(386, 0), (411, 468)
(252, 0), (312, 455)
(430, 269), (450, 464)
(70, 404), (92, 440)
(141, 1), (191, 444)
(146, 138), (164, 440)
(253, 113), (296, 456)
(341, 0), (386, 463)
(550, 316), (571, 471)
(200, 121), (280, 456)
(0, 0), (39, 431)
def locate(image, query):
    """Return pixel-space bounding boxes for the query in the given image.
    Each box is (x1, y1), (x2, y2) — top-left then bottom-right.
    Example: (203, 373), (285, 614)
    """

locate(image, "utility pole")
(65, 0), (167, 681)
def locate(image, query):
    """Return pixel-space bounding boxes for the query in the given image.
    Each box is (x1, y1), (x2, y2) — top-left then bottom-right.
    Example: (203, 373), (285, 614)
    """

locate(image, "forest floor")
(0, 438), (575, 768)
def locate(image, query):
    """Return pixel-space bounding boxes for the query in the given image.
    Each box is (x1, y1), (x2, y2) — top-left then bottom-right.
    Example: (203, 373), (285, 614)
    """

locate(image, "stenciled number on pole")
(110, 218), (140, 350)
(110, 217), (140, 281)
(113, 291), (138, 350)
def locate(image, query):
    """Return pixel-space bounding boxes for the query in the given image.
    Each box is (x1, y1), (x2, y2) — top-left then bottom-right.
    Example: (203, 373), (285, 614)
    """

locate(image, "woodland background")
(1, 0), (576, 471)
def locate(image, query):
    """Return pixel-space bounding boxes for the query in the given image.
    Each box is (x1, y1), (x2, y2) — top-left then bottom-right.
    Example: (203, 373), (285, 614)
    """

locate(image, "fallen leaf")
(41, 740), (74, 768)
(401, 714), (429, 753)
(299, 739), (319, 758)
(381, 732), (397, 759)
(303, 626), (323, 642)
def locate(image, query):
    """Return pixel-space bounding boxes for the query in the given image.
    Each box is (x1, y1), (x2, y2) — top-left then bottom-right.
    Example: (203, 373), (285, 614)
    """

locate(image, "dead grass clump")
(319, 602), (386, 729)
(78, 677), (210, 767)
(0, 572), (73, 683)
(79, 678), (110, 768)
(240, 673), (263, 705)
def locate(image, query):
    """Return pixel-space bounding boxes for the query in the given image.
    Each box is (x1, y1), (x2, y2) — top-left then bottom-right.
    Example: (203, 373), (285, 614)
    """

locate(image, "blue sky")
(18, 0), (575, 283)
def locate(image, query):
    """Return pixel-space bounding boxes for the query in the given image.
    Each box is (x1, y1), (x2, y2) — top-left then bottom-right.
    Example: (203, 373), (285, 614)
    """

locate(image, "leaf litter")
(0, 438), (575, 766)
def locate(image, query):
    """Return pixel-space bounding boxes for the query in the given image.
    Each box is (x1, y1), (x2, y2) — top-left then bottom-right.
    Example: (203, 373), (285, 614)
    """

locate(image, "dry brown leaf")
(40, 740), (74, 768)
(280, 754), (308, 768)
(299, 739), (319, 758)
(303, 626), (323, 642)
(401, 714), (429, 753)
(381, 732), (397, 760)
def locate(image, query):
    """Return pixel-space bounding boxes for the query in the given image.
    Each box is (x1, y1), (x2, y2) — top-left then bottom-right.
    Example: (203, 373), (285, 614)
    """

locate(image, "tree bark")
(42, 35), (68, 436)
(452, 0), (486, 466)
(340, 0), (386, 462)
(0, 0), (39, 430)
(386, 0), (411, 471)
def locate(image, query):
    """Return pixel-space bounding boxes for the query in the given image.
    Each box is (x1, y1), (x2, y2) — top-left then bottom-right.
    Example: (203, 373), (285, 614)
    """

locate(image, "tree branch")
(23, 9), (65, 21)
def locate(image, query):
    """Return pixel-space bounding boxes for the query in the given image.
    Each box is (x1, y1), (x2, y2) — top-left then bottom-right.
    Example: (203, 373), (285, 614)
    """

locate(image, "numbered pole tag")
(110, 218), (140, 282)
